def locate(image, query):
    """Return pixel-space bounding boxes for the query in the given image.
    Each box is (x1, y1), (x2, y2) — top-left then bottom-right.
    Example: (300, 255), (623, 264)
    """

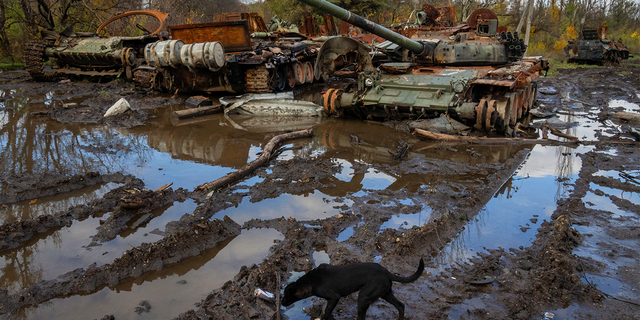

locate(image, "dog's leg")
(356, 280), (392, 320)
(381, 290), (405, 320)
(322, 297), (340, 320)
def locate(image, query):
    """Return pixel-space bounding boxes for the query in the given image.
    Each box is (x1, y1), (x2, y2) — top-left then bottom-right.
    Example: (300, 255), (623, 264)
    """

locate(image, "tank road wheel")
(313, 62), (322, 82)
(304, 61), (314, 84)
(494, 97), (510, 134)
(293, 61), (306, 85)
(245, 65), (271, 93)
(527, 83), (537, 112)
(272, 65), (287, 92)
(514, 89), (525, 119)
(474, 99), (488, 131)
(24, 40), (57, 81)
(286, 64), (296, 88)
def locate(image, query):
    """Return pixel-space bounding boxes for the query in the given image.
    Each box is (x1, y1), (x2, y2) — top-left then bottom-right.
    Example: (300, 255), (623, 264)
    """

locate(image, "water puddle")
(16, 228), (283, 320)
(436, 144), (585, 263)
(609, 99), (640, 112)
(582, 274), (625, 296)
(0, 199), (200, 294)
(312, 249), (330, 265)
(0, 182), (121, 224)
(380, 207), (432, 231)
(213, 192), (349, 224)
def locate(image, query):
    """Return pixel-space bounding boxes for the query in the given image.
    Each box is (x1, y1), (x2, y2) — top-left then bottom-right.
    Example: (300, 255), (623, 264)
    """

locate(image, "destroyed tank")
(301, 0), (548, 134)
(24, 10), (168, 81)
(150, 12), (322, 94)
(564, 29), (630, 65)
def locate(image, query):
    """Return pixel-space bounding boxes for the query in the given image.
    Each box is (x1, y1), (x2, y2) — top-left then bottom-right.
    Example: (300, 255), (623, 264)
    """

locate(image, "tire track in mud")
(0, 173), (140, 252)
(171, 149), (532, 319)
(404, 67), (640, 319)
(0, 172), (127, 206)
(0, 216), (241, 315)
(88, 187), (189, 246)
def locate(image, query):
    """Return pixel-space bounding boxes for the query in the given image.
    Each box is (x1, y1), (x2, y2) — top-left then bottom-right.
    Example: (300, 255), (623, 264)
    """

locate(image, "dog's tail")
(390, 258), (424, 283)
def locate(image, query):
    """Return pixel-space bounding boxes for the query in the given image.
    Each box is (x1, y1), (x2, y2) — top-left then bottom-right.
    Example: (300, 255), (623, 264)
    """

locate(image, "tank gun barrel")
(299, 0), (427, 55)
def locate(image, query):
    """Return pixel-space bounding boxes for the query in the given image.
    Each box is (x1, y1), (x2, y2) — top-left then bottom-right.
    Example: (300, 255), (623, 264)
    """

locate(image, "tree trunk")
(19, 0), (38, 36)
(523, 0), (534, 54)
(517, 0), (534, 35)
(0, 0), (14, 62)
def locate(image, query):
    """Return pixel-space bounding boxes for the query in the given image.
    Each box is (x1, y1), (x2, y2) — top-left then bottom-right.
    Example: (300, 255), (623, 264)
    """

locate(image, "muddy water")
(1, 81), (639, 319)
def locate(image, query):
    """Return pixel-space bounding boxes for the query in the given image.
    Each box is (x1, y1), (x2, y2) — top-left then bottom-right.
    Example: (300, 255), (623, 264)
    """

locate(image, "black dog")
(281, 258), (424, 320)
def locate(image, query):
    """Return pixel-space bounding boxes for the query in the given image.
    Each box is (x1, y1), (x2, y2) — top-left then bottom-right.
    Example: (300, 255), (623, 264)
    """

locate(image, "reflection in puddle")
(337, 226), (354, 242)
(380, 207), (432, 231)
(19, 228), (283, 320)
(0, 200), (199, 294)
(214, 192), (349, 225)
(313, 250), (330, 265)
(0, 182), (121, 224)
(582, 274), (625, 296)
(436, 145), (583, 263)
(584, 191), (636, 218)
(609, 99), (640, 112)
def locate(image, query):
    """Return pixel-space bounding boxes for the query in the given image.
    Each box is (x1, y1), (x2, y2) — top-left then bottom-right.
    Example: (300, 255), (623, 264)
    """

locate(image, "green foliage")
(0, 62), (23, 70)
(544, 58), (601, 77)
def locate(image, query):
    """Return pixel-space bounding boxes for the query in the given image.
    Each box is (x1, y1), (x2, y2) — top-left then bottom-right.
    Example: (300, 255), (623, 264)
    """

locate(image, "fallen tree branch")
(413, 128), (638, 146)
(413, 128), (572, 145)
(171, 105), (222, 120)
(196, 128), (313, 192)
(543, 125), (579, 142)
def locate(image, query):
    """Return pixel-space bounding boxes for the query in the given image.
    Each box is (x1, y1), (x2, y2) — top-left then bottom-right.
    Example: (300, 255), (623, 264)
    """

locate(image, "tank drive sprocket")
(244, 66), (271, 93)
(24, 40), (58, 81)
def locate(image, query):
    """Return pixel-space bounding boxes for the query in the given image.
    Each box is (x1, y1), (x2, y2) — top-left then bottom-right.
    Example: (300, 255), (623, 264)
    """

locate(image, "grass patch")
(624, 55), (640, 67)
(0, 62), (24, 70)
(545, 58), (601, 77)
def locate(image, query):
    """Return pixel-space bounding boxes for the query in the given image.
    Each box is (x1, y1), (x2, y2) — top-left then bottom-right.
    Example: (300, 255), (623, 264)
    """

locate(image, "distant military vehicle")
(565, 29), (630, 65)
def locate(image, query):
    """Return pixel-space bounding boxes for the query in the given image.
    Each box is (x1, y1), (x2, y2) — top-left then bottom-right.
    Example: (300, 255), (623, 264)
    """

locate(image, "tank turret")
(304, 0), (548, 134)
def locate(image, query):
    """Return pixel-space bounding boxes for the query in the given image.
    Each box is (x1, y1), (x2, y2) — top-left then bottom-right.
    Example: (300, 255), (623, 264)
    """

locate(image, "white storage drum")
(144, 43), (157, 67)
(150, 40), (184, 68)
(180, 42), (225, 71)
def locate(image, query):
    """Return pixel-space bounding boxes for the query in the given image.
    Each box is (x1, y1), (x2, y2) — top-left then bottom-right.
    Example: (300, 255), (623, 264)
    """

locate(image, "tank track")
(24, 40), (57, 81)
(244, 65), (271, 93)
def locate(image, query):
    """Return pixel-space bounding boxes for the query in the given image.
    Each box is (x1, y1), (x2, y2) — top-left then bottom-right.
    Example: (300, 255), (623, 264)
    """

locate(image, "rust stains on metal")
(169, 21), (253, 51)
(96, 10), (169, 38)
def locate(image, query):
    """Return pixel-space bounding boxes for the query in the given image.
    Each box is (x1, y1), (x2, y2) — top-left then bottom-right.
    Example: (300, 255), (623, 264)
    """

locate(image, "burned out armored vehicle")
(564, 29), (630, 65)
(302, 0), (548, 134)
(25, 10), (321, 94)
(149, 13), (321, 94)
(24, 10), (168, 81)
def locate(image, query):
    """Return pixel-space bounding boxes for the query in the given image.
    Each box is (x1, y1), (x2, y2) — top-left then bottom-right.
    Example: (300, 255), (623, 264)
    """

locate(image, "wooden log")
(196, 128), (313, 192)
(171, 105), (222, 120)
(612, 112), (640, 123)
(413, 128), (638, 146)
(544, 125), (579, 142)
(413, 128), (570, 145)
(154, 182), (173, 192)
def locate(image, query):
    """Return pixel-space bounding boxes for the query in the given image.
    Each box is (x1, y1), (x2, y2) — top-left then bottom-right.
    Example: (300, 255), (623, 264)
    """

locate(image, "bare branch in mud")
(413, 128), (640, 147)
(413, 128), (572, 145)
(195, 128), (313, 192)
(171, 105), (222, 120)
(543, 125), (579, 142)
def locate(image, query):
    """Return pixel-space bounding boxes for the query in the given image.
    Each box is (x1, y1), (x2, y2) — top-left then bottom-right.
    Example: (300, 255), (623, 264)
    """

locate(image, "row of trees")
(1, 0), (639, 62)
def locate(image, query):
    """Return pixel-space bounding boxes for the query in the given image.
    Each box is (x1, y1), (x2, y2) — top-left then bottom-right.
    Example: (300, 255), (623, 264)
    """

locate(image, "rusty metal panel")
(323, 14), (337, 36)
(169, 20), (252, 52)
(338, 20), (350, 35)
(302, 15), (316, 36)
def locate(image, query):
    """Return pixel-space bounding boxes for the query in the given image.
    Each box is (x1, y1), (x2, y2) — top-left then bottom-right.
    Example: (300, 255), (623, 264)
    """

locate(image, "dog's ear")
(295, 283), (313, 299)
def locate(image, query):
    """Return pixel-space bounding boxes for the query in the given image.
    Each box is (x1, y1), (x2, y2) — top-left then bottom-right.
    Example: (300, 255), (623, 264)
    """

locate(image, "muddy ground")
(0, 65), (639, 320)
